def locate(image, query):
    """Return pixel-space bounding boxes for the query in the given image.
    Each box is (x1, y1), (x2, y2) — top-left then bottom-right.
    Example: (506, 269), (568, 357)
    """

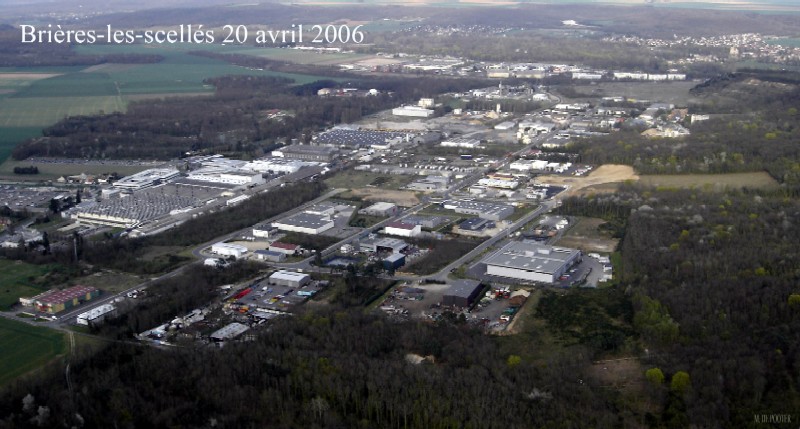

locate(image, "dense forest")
(557, 185), (800, 427)
(0, 307), (625, 428)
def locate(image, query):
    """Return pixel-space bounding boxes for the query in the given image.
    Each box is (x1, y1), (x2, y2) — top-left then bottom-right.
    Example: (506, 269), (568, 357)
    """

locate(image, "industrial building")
(65, 192), (197, 228)
(272, 212), (334, 235)
(269, 241), (300, 255)
(510, 159), (549, 171)
(383, 253), (406, 270)
(484, 241), (581, 283)
(186, 168), (265, 187)
(272, 144), (340, 162)
(440, 138), (481, 149)
(406, 175), (448, 192)
(211, 242), (248, 258)
(359, 202), (398, 217)
(26, 285), (100, 314)
(269, 270), (311, 288)
(242, 158), (312, 174)
(252, 223), (278, 239)
(458, 218), (495, 232)
(76, 304), (116, 326)
(443, 200), (514, 221)
(478, 177), (520, 190)
(315, 128), (411, 149)
(384, 221), (421, 238)
(254, 250), (286, 262)
(304, 202), (336, 217)
(226, 195), (250, 206)
(392, 105), (433, 117)
(403, 215), (447, 229)
(442, 280), (484, 308)
(359, 236), (408, 254)
(412, 132), (441, 145)
(113, 168), (181, 191)
(210, 322), (250, 342)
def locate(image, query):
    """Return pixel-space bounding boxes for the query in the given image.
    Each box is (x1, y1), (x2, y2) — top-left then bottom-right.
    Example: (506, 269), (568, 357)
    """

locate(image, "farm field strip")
(0, 96), (125, 127)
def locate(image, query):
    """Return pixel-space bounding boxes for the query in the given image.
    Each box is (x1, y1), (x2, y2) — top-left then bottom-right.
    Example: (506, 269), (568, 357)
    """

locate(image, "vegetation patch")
(536, 286), (635, 358)
(0, 260), (74, 310)
(555, 216), (620, 253)
(403, 238), (480, 275)
(0, 318), (65, 386)
(638, 172), (780, 190)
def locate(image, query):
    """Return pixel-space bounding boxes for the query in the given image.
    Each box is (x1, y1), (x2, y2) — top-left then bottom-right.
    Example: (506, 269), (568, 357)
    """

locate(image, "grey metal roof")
(275, 212), (332, 229)
(484, 242), (579, 274)
(445, 280), (483, 299)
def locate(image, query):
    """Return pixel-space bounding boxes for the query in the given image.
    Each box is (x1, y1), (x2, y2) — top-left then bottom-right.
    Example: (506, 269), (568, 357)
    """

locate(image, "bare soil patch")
(536, 165), (638, 198)
(348, 188), (420, 206)
(556, 217), (619, 253)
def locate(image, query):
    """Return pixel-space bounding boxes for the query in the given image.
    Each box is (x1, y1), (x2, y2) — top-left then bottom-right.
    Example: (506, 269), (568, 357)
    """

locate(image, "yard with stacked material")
(0, 318), (66, 386)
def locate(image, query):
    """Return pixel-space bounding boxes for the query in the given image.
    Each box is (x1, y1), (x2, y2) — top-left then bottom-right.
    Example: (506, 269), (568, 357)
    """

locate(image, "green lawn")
(0, 318), (66, 386)
(0, 260), (58, 310)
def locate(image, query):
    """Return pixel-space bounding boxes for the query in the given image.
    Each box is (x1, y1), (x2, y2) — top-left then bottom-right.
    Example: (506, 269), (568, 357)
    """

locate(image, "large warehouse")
(269, 270), (311, 288)
(112, 168), (181, 191)
(211, 242), (248, 258)
(272, 144), (340, 162)
(484, 242), (581, 283)
(383, 221), (421, 238)
(272, 212), (334, 235)
(27, 285), (100, 314)
(443, 200), (514, 221)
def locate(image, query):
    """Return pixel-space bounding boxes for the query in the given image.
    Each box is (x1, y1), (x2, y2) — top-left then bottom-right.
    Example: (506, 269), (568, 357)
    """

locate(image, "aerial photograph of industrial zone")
(0, 0), (799, 427)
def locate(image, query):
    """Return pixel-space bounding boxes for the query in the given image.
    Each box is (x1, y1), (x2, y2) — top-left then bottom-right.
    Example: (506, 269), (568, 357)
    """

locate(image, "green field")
(0, 43), (344, 163)
(638, 172), (780, 190)
(0, 260), (57, 310)
(0, 127), (42, 167)
(0, 96), (125, 127)
(74, 44), (339, 92)
(0, 318), (66, 386)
